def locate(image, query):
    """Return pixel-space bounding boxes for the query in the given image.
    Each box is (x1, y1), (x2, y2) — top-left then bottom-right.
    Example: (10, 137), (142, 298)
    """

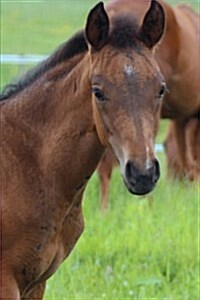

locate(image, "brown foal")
(1, 1), (166, 298)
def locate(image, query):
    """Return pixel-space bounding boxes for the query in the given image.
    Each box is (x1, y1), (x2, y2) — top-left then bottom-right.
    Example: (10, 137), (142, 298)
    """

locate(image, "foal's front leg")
(22, 282), (46, 300)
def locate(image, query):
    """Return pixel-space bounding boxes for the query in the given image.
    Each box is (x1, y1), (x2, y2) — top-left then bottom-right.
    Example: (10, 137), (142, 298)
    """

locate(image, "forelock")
(109, 14), (141, 50)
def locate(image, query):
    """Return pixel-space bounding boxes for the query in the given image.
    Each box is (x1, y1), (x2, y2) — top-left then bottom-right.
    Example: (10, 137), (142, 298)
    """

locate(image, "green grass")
(1, 0), (100, 88)
(0, 0), (199, 88)
(44, 153), (199, 299)
(1, 0), (99, 54)
(1, 1), (199, 299)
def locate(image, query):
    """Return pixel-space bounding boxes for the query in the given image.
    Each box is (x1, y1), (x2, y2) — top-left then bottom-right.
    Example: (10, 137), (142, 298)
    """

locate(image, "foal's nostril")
(126, 161), (132, 178)
(153, 159), (160, 183)
(125, 161), (138, 184)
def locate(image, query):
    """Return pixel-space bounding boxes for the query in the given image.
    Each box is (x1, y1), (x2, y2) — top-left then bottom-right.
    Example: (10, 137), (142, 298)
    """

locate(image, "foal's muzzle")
(124, 159), (160, 195)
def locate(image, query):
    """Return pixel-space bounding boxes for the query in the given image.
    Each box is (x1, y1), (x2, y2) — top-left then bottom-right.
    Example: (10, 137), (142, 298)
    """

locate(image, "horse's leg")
(97, 150), (115, 211)
(185, 118), (199, 180)
(173, 119), (187, 178)
(164, 122), (182, 179)
(1, 270), (20, 299)
(22, 282), (46, 300)
(98, 167), (111, 211)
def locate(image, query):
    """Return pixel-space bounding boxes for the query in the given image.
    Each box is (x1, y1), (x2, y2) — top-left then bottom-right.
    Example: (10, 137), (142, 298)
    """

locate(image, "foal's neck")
(4, 54), (104, 202)
(40, 56), (104, 195)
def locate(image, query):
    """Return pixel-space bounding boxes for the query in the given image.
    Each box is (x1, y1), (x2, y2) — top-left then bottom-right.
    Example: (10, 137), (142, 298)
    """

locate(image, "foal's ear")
(85, 2), (109, 51)
(138, 0), (165, 48)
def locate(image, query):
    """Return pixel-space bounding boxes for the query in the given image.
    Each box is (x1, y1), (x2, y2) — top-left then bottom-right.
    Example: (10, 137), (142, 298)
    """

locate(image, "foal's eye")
(158, 83), (167, 98)
(92, 87), (106, 102)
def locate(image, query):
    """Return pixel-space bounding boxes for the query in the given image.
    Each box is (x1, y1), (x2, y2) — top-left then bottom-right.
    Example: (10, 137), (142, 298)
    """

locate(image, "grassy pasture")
(45, 166), (198, 300)
(1, 0), (199, 88)
(1, 0), (199, 299)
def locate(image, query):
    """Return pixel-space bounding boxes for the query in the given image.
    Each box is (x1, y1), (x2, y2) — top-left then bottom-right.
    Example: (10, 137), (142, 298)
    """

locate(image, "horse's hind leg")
(173, 119), (187, 177)
(98, 150), (115, 211)
(98, 167), (111, 211)
(22, 282), (46, 300)
(185, 118), (200, 180)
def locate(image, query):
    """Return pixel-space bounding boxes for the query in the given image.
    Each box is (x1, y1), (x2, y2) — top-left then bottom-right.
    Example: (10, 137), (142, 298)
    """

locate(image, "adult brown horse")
(1, 1), (166, 298)
(98, 0), (200, 210)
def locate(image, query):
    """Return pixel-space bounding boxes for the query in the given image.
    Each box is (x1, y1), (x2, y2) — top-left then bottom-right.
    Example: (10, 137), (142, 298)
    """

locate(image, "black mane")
(0, 30), (87, 101)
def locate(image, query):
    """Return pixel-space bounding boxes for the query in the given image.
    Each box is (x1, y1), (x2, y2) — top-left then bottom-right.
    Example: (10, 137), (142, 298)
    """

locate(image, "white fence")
(1, 54), (48, 64)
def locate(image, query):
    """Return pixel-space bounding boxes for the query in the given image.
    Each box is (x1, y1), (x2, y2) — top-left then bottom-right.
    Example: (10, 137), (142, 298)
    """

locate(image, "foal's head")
(85, 1), (166, 195)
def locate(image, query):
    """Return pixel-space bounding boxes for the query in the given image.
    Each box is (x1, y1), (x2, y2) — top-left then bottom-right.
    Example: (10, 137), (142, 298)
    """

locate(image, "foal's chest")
(21, 199), (84, 295)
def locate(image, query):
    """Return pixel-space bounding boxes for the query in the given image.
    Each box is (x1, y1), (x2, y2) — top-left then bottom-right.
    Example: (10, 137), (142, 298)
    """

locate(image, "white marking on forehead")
(124, 64), (134, 77)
